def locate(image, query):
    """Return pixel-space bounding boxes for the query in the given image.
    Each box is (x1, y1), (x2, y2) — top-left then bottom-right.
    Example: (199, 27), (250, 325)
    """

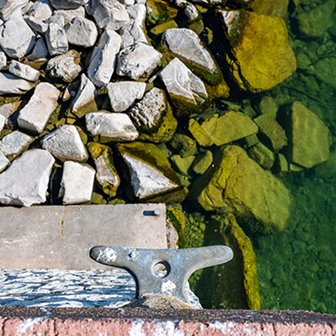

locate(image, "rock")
(60, 161), (95, 204)
(0, 51), (6, 70)
(150, 20), (178, 36)
(17, 82), (60, 134)
(258, 96), (278, 118)
(170, 133), (197, 158)
(0, 102), (20, 124)
(315, 152), (336, 180)
(0, 150), (9, 173)
(0, 130), (34, 160)
(107, 81), (146, 112)
(45, 15), (69, 56)
(248, 0), (289, 17)
(8, 60), (40, 82)
(159, 57), (207, 115)
(162, 28), (220, 84)
(0, 114), (4, 132)
(54, 6), (86, 24)
(273, 153), (288, 175)
(24, 0), (53, 34)
(0, 0), (29, 21)
(189, 111), (258, 147)
(90, 0), (130, 30)
(85, 111), (139, 141)
(0, 149), (55, 206)
(0, 15), (36, 59)
(313, 57), (336, 91)
(42, 125), (88, 162)
(248, 142), (274, 170)
(119, 4), (147, 48)
(49, 0), (88, 9)
(87, 142), (120, 197)
(128, 87), (166, 133)
(65, 17), (98, 48)
(192, 150), (213, 175)
(27, 36), (49, 60)
(171, 154), (195, 175)
(297, 0), (335, 38)
(282, 102), (330, 169)
(184, 4), (199, 22)
(254, 114), (287, 152)
(222, 10), (296, 92)
(0, 73), (35, 95)
(116, 42), (162, 80)
(118, 142), (187, 202)
(192, 145), (291, 232)
(25, 15), (49, 34)
(72, 74), (97, 118)
(87, 29), (121, 87)
(46, 50), (82, 83)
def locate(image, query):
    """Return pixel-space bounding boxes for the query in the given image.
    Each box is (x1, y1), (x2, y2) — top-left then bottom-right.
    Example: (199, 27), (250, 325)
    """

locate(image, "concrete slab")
(0, 204), (167, 269)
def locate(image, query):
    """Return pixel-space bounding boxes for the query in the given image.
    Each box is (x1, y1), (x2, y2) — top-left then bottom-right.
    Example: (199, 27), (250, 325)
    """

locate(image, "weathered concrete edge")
(0, 308), (335, 335)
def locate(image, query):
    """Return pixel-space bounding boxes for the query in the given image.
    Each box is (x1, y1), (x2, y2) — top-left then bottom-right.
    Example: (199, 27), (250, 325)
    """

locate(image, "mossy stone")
(313, 57), (336, 90)
(171, 154), (195, 175)
(90, 192), (107, 204)
(258, 96), (278, 118)
(167, 204), (187, 247)
(150, 20), (178, 36)
(146, 0), (178, 27)
(248, 142), (275, 170)
(170, 133), (198, 158)
(249, 0), (289, 17)
(192, 150), (213, 175)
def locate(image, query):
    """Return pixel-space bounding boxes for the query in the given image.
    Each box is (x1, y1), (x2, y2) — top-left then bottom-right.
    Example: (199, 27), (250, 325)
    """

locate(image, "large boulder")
(222, 10), (296, 92)
(192, 145), (291, 232)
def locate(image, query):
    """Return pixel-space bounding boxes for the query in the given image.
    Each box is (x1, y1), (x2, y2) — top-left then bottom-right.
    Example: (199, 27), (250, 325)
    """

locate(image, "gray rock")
(116, 42), (162, 80)
(42, 125), (88, 162)
(0, 51), (7, 70)
(0, 15), (36, 59)
(119, 4), (147, 48)
(85, 111), (139, 141)
(0, 73), (35, 95)
(90, 0), (130, 30)
(0, 130), (34, 159)
(24, 0), (53, 33)
(162, 28), (216, 74)
(184, 4), (199, 21)
(87, 30), (121, 87)
(107, 81), (146, 112)
(0, 150), (9, 173)
(60, 161), (95, 205)
(0, 114), (4, 132)
(45, 15), (69, 56)
(0, 102), (20, 125)
(46, 50), (82, 83)
(122, 154), (177, 199)
(54, 7), (86, 24)
(27, 36), (49, 60)
(25, 15), (49, 34)
(128, 87), (166, 132)
(9, 60), (40, 82)
(65, 17), (98, 48)
(0, 149), (55, 206)
(159, 57), (207, 107)
(0, 0), (29, 21)
(49, 0), (89, 9)
(17, 82), (60, 134)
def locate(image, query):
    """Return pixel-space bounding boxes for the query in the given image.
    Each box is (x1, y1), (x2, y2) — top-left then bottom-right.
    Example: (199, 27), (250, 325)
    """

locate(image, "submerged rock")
(192, 145), (291, 232)
(192, 150), (213, 175)
(248, 0), (289, 17)
(222, 10), (296, 92)
(0, 149), (55, 207)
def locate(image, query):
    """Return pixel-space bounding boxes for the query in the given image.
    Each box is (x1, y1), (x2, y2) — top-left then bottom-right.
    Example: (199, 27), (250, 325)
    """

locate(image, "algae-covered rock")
(312, 57), (336, 91)
(248, 142), (274, 170)
(167, 204), (187, 247)
(192, 150), (213, 175)
(146, 0), (178, 27)
(118, 142), (187, 203)
(282, 102), (330, 169)
(189, 111), (258, 147)
(171, 154), (195, 175)
(87, 142), (120, 197)
(222, 10), (296, 92)
(192, 145), (291, 232)
(170, 133), (198, 158)
(297, 0), (335, 38)
(249, 0), (289, 17)
(258, 96), (278, 118)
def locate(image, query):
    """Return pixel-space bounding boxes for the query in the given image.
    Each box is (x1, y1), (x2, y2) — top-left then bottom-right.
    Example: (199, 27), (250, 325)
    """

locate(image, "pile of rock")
(0, 0), (331, 235)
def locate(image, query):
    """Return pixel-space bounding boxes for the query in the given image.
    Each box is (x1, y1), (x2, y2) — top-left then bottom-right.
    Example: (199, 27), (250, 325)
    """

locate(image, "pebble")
(9, 60), (40, 82)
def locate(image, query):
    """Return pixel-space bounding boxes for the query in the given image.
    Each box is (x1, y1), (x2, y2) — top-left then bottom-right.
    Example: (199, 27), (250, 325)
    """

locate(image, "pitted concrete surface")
(0, 269), (135, 308)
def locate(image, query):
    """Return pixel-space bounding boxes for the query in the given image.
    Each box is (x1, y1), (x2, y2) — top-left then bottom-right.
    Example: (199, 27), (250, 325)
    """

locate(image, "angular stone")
(65, 17), (98, 48)
(45, 15), (69, 56)
(0, 73), (35, 95)
(0, 114), (4, 132)
(42, 125), (88, 162)
(25, 15), (49, 34)
(9, 60), (40, 82)
(0, 102), (20, 124)
(189, 111), (258, 147)
(170, 133), (197, 158)
(49, 0), (88, 9)
(46, 50), (82, 83)
(284, 102), (330, 169)
(87, 30), (121, 87)
(171, 154), (195, 175)
(90, 0), (130, 30)
(222, 10), (296, 92)
(0, 0), (29, 21)
(258, 96), (278, 118)
(60, 161), (95, 205)
(162, 28), (219, 84)
(24, 0), (53, 34)
(0, 149), (55, 207)
(87, 142), (120, 197)
(159, 57), (207, 115)
(0, 150), (9, 173)
(193, 146), (291, 232)
(128, 87), (166, 132)
(17, 82), (60, 134)
(27, 36), (49, 60)
(248, 142), (275, 170)
(116, 42), (162, 80)
(0, 15), (35, 59)
(0, 131), (34, 160)
(254, 114), (287, 152)
(72, 74), (97, 118)
(85, 111), (139, 141)
(107, 81), (146, 112)
(0, 51), (6, 71)
(192, 150), (213, 175)
(54, 6), (86, 24)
